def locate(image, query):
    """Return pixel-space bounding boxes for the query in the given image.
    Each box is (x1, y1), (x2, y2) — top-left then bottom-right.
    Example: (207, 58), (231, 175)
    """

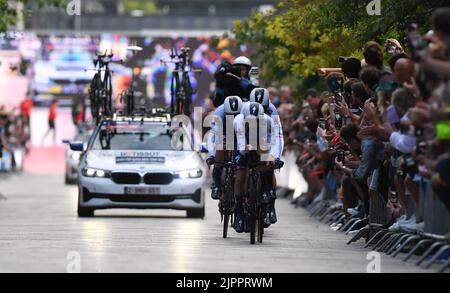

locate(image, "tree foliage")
(233, 0), (449, 93)
(0, 0), (65, 33)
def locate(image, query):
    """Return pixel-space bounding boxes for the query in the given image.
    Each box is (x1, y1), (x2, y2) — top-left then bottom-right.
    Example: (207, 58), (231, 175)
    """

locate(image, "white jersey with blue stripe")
(233, 112), (281, 160)
(207, 105), (236, 157)
(266, 102), (284, 159)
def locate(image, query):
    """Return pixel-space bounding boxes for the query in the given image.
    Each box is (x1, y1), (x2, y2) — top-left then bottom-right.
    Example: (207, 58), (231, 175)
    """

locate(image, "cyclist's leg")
(211, 150), (224, 200)
(233, 152), (248, 233)
(269, 169), (278, 224)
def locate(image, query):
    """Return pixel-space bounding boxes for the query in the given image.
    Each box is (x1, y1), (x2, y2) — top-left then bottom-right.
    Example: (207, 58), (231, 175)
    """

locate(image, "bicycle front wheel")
(258, 207), (264, 243)
(103, 70), (113, 115)
(248, 175), (257, 245)
(222, 171), (234, 239)
(89, 74), (101, 124)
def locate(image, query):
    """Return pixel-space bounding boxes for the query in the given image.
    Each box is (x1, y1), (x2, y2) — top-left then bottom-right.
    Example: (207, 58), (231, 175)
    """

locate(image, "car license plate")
(124, 187), (160, 195)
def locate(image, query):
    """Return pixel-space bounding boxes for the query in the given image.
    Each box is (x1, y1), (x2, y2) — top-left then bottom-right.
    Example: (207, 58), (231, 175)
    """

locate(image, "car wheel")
(78, 206), (94, 217)
(65, 174), (76, 185)
(77, 189), (94, 217)
(187, 206), (205, 219)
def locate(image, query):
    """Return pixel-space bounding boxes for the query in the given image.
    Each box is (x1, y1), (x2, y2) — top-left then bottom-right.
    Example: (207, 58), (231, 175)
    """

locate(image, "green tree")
(0, 0), (65, 33)
(233, 0), (448, 95)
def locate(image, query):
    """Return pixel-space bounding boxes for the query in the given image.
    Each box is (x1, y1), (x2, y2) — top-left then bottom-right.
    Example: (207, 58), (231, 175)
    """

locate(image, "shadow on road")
(86, 213), (191, 220)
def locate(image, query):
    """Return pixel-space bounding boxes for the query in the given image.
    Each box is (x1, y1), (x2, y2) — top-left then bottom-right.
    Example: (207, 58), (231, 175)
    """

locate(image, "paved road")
(0, 174), (425, 273)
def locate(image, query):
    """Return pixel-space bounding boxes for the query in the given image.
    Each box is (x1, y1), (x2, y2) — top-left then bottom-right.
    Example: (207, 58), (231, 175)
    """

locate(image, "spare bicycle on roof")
(161, 47), (202, 117)
(86, 49), (118, 125)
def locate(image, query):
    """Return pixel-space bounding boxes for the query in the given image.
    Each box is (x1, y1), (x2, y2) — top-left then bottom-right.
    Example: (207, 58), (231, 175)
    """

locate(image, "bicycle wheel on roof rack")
(182, 74), (193, 117)
(103, 70), (113, 116)
(89, 73), (102, 125)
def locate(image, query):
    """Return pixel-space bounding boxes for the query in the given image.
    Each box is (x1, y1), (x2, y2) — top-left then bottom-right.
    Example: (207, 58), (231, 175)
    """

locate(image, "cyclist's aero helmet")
(233, 56), (252, 68)
(243, 102), (264, 118)
(224, 96), (243, 115)
(250, 88), (270, 108)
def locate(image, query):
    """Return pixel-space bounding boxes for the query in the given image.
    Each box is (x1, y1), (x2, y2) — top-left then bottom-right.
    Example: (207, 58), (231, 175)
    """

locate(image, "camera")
(335, 114), (343, 129)
(329, 75), (345, 95)
(319, 118), (326, 130)
(338, 56), (349, 64)
(385, 40), (403, 55)
(337, 150), (345, 164)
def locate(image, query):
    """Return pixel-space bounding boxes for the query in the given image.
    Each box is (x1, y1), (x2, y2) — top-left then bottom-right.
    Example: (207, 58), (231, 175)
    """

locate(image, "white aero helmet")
(233, 56), (252, 68)
(250, 88), (270, 108)
(224, 96), (243, 115)
(243, 102), (264, 119)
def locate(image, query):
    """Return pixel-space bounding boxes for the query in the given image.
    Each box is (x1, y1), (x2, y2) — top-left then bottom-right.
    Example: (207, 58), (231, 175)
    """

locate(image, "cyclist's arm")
(268, 116), (282, 160)
(239, 78), (257, 100)
(269, 104), (284, 157)
(208, 108), (225, 157)
(234, 114), (246, 155)
(214, 87), (225, 108)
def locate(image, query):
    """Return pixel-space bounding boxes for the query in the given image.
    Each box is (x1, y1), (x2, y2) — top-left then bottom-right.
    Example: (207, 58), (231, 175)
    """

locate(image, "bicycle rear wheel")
(222, 171), (234, 239)
(89, 74), (101, 124)
(256, 175), (264, 243)
(258, 207), (264, 243)
(103, 70), (113, 116)
(182, 74), (193, 116)
(248, 175), (257, 245)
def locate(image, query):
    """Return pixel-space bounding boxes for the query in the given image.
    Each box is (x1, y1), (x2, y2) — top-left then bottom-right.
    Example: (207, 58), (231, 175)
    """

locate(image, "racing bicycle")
(214, 151), (236, 239)
(245, 151), (273, 245)
(120, 46), (143, 116)
(162, 48), (201, 117)
(88, 50), (115, 125)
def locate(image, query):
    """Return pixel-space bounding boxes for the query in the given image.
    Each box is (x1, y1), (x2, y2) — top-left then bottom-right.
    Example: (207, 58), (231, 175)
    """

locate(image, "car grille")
(82, 188), (202, 203)
(110, 195), (176, 203)
(111, 172), (141, 185)
(144, 173), (174, 185)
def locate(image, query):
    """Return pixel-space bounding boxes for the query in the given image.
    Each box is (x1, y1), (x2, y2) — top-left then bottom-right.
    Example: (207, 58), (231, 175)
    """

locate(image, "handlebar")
(213, 162), (234, 168)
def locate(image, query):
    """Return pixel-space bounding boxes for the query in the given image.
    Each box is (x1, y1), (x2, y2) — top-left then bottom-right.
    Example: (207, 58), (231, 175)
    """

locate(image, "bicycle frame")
(214, 151), (235, 238)
(89, 50), (115, 124)
(246, 153), (274, 245)
(164, 48), (200, 117)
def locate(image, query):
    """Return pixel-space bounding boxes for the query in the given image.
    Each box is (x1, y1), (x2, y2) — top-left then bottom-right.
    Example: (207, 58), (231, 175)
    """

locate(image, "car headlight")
(82, 167), (111, 178)
(174, 168), (203, 179)
(71, 152), (81, 161)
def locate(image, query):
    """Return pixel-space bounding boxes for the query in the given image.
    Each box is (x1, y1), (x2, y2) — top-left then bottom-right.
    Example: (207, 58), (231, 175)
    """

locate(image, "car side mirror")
(64, 141), (84, 152)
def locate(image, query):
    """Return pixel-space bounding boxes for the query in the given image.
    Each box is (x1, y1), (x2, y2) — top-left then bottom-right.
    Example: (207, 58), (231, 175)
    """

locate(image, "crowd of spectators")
(0, 94), (32, 172)
(272, 8), (450, 238)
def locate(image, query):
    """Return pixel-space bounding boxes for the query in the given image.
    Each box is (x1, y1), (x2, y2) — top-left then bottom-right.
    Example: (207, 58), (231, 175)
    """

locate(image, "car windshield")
(91, 122), (192, 151)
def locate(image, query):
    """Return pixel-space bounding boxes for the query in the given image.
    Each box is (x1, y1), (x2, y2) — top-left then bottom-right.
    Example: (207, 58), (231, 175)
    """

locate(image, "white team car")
(64, 130), (93, 185)
(68, 114), (207, 218)
(30, 49), (94, 105)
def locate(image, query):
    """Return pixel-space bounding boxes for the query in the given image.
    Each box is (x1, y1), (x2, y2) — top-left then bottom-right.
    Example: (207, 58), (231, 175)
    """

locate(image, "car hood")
(85, 150), (204, 173)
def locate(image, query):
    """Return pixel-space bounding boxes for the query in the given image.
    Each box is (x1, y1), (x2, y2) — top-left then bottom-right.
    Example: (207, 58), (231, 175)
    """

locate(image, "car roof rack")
(100, 108), (172, 124)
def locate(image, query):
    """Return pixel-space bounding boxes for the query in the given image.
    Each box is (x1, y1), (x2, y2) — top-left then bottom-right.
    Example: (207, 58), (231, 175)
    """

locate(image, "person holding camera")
(213, 56), (257, 107)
